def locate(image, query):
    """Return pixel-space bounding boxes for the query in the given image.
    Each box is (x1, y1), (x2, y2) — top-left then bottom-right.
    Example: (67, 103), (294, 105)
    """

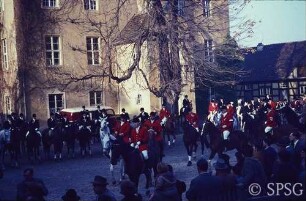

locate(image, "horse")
(99, 117), (112, 157)
(162, 114), (176, 147)
(41, 128), (53, 160)
(110, 139), (151, 194)
(62, 122), (77, 158)
(0, 128), (19, 167)
(147, 129), (161, 177)
(52, 123), (64, 159)
(202, 119), (248, 161)
(277, 105), (306, 133)
(26, 128), (42, 163)
(78, 124), (92, 156)
(182, 121), (199, 166)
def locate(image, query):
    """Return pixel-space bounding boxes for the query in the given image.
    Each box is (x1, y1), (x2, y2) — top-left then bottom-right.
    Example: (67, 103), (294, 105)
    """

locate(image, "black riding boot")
(223, 140), (229, 152)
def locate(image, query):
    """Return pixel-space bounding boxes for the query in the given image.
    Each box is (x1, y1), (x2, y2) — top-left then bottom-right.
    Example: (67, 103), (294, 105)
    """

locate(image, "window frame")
(84, 0), (98, 11)
(204, 39), (214, 62)
(48, 93), (64, 115)
(89, 91), (102, 106)
(45, 35), (62, 67)
(41, 0), (59, 9)
(1, 39), (8, 70)
(203, 0), (211, 17)
(86, 36), (101, 66)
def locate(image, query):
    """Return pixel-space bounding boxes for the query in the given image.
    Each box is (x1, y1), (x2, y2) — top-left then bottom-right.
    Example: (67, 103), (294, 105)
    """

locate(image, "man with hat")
(208, 99), (219, 123)
(28, 114), (40, 134)
(92, 175), (116, 201)
(47, 113), (56, 132)
(121, 108), (130, 121)
(114, 114), (131, 144)
(137, 108), (149, 123)
(185, 108), (199, 132)
(143, 112), (164, 160)
(120, 180), (142, 201)
(61, 189), (80, 201)
(130, 117), (149, 160)
(214, 158), (236, 194)
(220, 105), (234, 152)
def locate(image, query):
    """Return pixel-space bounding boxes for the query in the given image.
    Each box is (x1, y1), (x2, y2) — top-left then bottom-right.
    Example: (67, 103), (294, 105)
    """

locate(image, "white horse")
(99, 117), (114, 156)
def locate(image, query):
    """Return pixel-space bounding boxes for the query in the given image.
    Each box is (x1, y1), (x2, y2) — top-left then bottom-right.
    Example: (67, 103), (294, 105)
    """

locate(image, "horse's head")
(100, 118), (108, 129)
(110, 139), (122, 165)
(202, 119), (215, 133)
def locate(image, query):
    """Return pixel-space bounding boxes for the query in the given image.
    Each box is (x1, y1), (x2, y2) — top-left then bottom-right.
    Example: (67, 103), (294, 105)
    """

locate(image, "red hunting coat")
(186, 112), (199, 129)
(131, 126), (149, 151)
(159, 108), (170, 119)
(143, 119), (163, 142)
(220, 112), (234, 132)
(265, 110), (277, 128)
(115, 121), (131, 144)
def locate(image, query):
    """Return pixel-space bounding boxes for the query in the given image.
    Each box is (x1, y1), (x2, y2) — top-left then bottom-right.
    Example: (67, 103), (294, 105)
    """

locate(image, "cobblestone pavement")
(0, 133), (237, 201)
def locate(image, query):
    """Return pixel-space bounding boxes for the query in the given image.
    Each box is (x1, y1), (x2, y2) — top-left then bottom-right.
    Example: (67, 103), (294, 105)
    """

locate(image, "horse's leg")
(209, 149), (216, 161)
(144, 161), (152, 195)
(184, 139), (192, 166)
(120, 158), (125, 181)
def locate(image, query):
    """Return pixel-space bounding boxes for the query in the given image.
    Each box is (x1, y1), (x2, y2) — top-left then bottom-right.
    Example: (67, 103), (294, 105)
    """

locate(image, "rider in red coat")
(208, 99), (218, 122)
(220, 106), (234, 152)
(130, 118), (149, 160)
(159, 104), (171, 126)
(143, 112), (164, 160)
(265, 105), (277, 134)
(114, 114), (131, 144)
(185, 110), (199, 132)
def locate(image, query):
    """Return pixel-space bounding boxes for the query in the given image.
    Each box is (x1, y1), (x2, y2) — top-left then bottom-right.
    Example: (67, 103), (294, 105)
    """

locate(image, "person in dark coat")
(92, 175), (116, 201)
(271, 149), (298, 183)
(150, 162), (180, 201)
(137, 108), (149, 123)
(237, 144), (267, 195)
(120, 180), (142, 201)
(288, 131), (305, 169)
(16, 168), (48, 201)
(262, 138), (277, 180)
(167, 165), (186, 201)
(62, 189), (80, 201)
(186, 158), (223, 201)
(232, 151), (244, 176)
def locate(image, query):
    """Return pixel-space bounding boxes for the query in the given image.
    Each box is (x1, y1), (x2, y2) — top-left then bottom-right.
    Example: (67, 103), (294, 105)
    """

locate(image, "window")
(42, 0), (59, 8)
(259, 87), (271, 96)
(45, 36), (61, 66)
(0, 0), (4, 12)
(84, 0), (97, 10)
(203, 0), (211, 17)
(204, 39), (214, 62)
(136, 94), (142, 105)
(4, 96), (11, 115)
(89, 91), (102, 106)
(279, 82), (288, 89)
(48, 94), (64, 114)
(300, 82), (306, 95)
(1, 39), (8, 70)
(86, 37), (100, 65)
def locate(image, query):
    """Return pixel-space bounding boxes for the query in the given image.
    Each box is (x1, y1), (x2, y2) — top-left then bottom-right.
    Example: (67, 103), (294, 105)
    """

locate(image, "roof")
(113, 13), (149, 46)
(240, 41), (306, 83)
(61, 106), (114, 113)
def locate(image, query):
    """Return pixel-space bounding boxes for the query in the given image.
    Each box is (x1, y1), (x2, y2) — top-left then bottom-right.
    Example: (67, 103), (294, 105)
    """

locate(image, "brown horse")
(163, 114), (177, 146)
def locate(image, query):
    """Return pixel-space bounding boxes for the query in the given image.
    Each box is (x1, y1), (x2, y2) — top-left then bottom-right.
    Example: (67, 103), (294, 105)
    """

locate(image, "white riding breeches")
(142, 150), (148, 160)
(223, 130), (230, 140)
(265, 126), (273, 134)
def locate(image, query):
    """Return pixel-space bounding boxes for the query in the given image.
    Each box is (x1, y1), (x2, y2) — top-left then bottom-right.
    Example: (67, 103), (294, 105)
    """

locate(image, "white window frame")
(203, 0), (211, 17)
(300, 82), (306, 95)
(204, 39), (214, 62)
(45, 35), (61, 66)
(42, 0), (59, 8)
(0, 0), (4, 12)
(4, 95), (11, 115)
(84, 0), (98, 10)
(86, 37), (101, 65)
(89, 91), (102, 106)
(48, 93), (64, 115)
(1, 39), (8, 70)
(136, 94), (142, 105)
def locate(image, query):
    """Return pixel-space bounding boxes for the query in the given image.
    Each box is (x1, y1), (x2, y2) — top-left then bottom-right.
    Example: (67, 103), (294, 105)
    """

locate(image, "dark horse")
(110, 139), (152, 193)
(163, 114), (176, 146)
(182, 121), (199, 166)
(202, 119), (248, 160)
(26, 128), (42, 163)
(277, 105), (306, 134)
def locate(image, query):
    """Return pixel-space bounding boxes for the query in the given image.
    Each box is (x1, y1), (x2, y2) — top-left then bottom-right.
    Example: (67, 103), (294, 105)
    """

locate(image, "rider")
(47, 113), (56, 131)
(264, 104), (277, 135)
(143, 112), (164, 160)
(121, 108), (130, 121)
(220, 106), (234, 152)
(208, 99), (218, 122)
(28, 114), (40, 136)
(137, 108), (149, 123)
(114, 114), (131, 144)
(130, 117), (149, 160)
(159, 103), (170, 127)
(182, 95), (191, 113)
(185, 108), (199, 133)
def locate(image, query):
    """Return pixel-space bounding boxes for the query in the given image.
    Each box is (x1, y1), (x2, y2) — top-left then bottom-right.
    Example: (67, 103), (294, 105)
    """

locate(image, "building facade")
(0, 0), (230, 125)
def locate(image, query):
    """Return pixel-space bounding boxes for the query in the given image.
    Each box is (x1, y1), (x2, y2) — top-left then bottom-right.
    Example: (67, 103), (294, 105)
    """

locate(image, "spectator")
(261, 138), (277, 180)
(288, 132), (305, 169)
(120, 180), (142, 201)
(232, 151), (244, 176)
(214, 158), (237, 198)
(62, 189), (80, 201)
(271, 149), (298, 183)
(16, 168), (48, 201)
(92, 176), (116, 201)
(237, 145), (267, 194)
(167, 165), (186, 201)
(186, 158), (223, 201)
(149, 162), (180, 201)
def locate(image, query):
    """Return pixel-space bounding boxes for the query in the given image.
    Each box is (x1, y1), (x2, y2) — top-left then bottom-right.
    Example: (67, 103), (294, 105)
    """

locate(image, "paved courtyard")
(0, 133), (237, 201)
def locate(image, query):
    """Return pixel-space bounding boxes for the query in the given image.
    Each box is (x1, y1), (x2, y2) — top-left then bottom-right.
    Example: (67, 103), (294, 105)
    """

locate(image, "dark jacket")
(262, 146), (277, 179)
(186, 172), (223, 201)
(16, 178), (48, 201)
(150, 172), (180, 201)
(96, 189), (116, 201)
(272, 161), (298, 183)
(121, 194), (142, 201)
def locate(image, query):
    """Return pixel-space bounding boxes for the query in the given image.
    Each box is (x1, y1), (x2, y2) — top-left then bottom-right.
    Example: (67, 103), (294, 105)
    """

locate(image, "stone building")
(0, 0), (230, 125)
